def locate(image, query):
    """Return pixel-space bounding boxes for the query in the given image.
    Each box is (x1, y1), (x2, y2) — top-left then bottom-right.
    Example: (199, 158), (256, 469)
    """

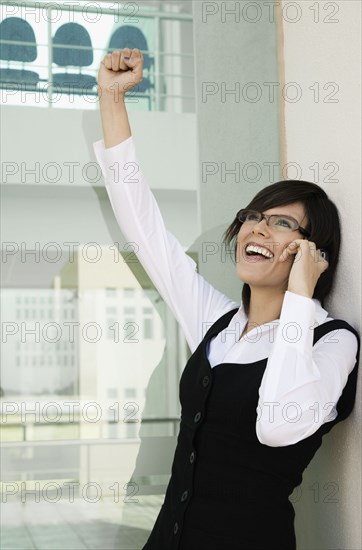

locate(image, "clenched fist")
(97, 48), (144, 98)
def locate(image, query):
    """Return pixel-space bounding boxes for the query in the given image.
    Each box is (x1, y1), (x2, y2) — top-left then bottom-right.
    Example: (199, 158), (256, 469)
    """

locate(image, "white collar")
(235, 296), (330, 327)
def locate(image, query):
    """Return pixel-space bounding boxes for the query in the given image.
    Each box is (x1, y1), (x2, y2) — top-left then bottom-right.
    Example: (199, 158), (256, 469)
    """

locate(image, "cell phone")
(320, 249), (329, 262)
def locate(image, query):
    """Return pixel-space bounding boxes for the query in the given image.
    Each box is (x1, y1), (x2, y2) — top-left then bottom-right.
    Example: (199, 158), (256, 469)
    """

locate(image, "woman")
(93, 49), (360, 550)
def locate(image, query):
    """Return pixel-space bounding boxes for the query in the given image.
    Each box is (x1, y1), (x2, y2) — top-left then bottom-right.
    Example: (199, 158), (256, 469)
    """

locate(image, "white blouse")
(93, 135), (358, 448)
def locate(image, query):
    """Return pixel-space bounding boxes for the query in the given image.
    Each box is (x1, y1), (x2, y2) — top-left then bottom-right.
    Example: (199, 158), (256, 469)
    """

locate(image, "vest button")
(202, 375), (210, 387)
(181, 490), (188, 502)
(173, 522), (179, 535)
(194, 411), (201, 423)
(189, 451), (195, 464)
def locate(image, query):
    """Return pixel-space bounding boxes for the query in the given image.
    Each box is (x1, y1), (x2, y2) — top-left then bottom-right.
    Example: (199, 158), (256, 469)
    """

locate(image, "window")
(143, 318), (153, 339)
(123, 288), (135, 297)
(107, 318), (117, 340)
(1, 3), (194, 543)
(106, 287), (117, 297)
(143, 307), (154, 338)
(124, 307), (136, 326)
(107, 387), (118, 399)
(125, 388), (137, 398)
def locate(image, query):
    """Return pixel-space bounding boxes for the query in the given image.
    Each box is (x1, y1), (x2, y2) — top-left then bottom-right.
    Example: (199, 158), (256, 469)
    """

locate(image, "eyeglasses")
(236, 209), (310, 237)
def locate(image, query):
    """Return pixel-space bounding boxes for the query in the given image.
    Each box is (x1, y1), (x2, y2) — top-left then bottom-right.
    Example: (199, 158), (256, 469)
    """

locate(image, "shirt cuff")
(277, 290), (316, 350)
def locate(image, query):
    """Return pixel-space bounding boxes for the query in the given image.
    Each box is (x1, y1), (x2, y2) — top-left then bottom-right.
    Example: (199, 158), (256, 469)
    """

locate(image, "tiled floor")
(0, 495), (163, 550)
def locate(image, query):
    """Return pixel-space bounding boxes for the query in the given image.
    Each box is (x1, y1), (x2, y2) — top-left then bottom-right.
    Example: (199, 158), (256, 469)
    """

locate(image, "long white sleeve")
(93, 136), (238, 353)
(256, 291), (359, 446)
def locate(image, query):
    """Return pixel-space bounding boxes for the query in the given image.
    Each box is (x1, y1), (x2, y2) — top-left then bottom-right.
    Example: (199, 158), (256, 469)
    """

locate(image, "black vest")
(142, 309), (360, 550)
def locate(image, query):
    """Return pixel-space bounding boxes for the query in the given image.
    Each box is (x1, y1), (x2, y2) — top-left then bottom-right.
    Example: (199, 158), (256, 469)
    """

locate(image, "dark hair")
(222, 180), (341, 315)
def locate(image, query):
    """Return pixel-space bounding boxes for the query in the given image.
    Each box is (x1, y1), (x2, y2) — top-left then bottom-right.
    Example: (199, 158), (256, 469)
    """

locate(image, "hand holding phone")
(279, 239), (329, 298)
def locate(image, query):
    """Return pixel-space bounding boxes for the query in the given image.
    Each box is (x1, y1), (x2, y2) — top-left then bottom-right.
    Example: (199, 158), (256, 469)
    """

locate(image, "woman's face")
(235, 201), (309, 292)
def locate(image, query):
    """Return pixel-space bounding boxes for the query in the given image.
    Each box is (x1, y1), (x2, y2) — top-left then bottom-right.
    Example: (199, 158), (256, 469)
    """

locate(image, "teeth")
(245, 244), (273, 258)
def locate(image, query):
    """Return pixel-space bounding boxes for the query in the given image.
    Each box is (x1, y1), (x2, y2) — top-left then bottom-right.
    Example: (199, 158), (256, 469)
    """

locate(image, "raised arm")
(97, 50), (134, 147)
(95, 49), (238, 352)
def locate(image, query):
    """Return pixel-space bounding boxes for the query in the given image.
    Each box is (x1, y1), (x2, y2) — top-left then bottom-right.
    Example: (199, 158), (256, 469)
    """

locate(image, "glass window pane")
(1, 1), (196, 547)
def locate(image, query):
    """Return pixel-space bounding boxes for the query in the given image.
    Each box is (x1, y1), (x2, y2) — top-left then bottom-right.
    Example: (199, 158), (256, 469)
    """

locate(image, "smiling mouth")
(243, 244), (274, 262)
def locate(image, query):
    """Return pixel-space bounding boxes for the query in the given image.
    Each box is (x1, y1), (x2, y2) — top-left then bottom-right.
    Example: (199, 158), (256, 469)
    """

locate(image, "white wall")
(1, 107), (198, 191)
(190, 1), (361, 548)
(281, 1), (361, 548)
(191, 0), (280, 302)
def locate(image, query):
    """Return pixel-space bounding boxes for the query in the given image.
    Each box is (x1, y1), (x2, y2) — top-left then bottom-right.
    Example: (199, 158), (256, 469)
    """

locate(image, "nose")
(251, 216), (270, 235)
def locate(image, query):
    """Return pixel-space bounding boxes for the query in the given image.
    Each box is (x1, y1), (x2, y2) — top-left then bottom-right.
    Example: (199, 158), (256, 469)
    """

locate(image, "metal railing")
(1, 416), (181, 443)
(0, 1), (195, 111)
(1, 418), (181, 495)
